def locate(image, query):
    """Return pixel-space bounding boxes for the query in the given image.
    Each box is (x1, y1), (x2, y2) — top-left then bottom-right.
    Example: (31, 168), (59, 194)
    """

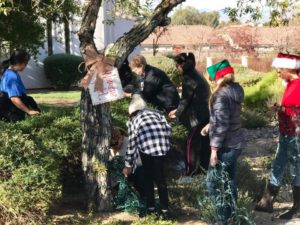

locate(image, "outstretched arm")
(10, 97), (40, 115)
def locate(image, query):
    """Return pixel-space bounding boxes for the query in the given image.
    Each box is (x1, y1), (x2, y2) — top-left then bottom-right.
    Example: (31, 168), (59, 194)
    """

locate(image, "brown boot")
(279, 186), (300, 219)
(255, 182), (280, 213)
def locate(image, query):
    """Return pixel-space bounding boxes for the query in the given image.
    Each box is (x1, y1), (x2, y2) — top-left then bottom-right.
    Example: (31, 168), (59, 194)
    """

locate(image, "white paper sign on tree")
(88, 67), (124, 105)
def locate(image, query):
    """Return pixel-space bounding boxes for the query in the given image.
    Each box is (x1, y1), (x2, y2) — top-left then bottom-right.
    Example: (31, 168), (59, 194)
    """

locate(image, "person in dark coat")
(205, 59), (244, 225)
(168, 52), (211, 175)
(129, 55), (179, 114)
(117, 59), (135, 93)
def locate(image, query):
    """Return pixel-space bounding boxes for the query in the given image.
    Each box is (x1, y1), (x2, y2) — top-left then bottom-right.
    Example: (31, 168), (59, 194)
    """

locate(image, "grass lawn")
(30, 90), (81, 100)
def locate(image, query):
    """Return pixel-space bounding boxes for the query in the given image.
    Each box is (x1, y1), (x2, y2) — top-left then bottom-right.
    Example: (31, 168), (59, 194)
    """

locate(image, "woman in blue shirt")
(0, 49), (40, 121)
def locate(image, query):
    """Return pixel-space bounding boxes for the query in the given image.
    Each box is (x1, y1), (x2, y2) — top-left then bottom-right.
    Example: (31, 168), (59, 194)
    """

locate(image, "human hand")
(27, 110), (40, 116)
(210, 148), (218, 167)
(123, 92), (132, 98)
(168, 109), (177, 119)
(201, 124), (210, 136)
(122, 166), (132, 177)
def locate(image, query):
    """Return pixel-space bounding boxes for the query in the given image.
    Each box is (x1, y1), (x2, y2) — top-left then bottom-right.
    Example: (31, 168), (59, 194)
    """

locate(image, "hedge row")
(0, 106), (82, 224)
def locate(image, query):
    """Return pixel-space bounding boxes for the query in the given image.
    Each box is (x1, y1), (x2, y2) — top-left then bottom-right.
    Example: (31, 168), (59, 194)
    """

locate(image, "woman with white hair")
(123, 94), (172, 218)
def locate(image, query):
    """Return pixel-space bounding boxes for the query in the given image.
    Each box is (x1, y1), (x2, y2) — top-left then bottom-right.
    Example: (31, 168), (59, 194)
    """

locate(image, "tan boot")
(255, 182), (280, 213)
(279, 186), (300, 219)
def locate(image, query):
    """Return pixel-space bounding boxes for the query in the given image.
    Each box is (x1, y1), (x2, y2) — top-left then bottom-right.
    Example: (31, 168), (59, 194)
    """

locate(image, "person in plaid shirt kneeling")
(123, 94), (172, 218)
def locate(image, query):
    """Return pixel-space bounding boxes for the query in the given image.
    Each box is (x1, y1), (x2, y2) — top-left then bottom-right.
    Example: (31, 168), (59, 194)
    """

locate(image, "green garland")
(108, 156), (145, 213)
(206, 163), (255, 225)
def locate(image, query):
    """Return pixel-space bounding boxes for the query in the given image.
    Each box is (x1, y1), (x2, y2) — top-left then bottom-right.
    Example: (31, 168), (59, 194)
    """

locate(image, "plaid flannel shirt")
(125, 109), (172, 172)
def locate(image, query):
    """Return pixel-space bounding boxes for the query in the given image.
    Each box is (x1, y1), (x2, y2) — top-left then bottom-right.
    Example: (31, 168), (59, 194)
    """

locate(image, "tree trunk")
(153, 38), (157, 56)
(78, 0), (185, 212)
(47, 19), (53, 56)
(64, 14), (71, 54)
(78, 0), (113, 212)
(80, 90), (113, 211)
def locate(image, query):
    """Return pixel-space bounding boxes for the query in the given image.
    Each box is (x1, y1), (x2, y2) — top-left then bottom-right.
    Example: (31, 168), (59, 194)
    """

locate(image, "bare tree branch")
(78, 0), (103, 53)
(109, 0), (186, 67)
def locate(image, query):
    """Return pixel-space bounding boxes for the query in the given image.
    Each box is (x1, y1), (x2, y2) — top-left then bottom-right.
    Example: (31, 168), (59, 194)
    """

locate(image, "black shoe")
(279, 186), (300, 219)
(139, 207), (156, 218)
(160, 209), (173, 220)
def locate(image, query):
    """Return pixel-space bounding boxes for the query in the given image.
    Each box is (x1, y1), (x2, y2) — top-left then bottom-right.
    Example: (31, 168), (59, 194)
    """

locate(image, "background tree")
(171, 6), (220, 27)
(225, 0), (300, 26)
(0, 0), (44, 56)
(198, 11), (220, 28)
(152, 26), (168, 56)
(0, 0), (80, 57)
(78, 0), (185, 211)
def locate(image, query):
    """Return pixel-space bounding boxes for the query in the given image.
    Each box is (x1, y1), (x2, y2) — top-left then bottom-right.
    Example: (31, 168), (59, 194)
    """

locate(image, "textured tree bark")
(78, 0), (114, 212)
(80, 90), (113, 211)
(108, 0), (185, 67)
(64, 14), (71, 54)
(78, 0), (185, 212)
(46, 19), (53, 56)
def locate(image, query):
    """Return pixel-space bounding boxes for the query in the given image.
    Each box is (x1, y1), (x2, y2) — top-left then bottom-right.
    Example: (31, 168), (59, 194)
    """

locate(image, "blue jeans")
(270, 135), (300, 187)
(206, 148), (242, 225)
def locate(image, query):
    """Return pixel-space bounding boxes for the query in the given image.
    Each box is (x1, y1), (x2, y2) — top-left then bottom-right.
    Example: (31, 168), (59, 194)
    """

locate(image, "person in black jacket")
(117, 59), (135, 93)
(128, 55), (179, 114)
(169, 52), (211, 175)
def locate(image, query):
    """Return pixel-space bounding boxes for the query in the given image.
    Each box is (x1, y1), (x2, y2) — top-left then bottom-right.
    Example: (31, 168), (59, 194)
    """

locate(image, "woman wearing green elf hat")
(204, 60), (244, 225)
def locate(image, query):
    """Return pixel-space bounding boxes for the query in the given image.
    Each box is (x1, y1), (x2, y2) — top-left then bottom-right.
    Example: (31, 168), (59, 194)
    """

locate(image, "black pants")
(140, 152), (169, 210)
(128, 166), (145, 198)
(0, 92), (40, 122)
(185, 124), (210, 176)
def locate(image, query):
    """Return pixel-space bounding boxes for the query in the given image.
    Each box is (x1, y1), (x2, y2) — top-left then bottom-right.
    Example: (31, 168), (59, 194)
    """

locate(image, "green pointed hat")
(207, 60), (234, 81)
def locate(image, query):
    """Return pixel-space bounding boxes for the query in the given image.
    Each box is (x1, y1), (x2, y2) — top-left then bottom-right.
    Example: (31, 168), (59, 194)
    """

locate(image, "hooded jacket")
(209, 82), (244, 149)
(176, 68), (210, 129)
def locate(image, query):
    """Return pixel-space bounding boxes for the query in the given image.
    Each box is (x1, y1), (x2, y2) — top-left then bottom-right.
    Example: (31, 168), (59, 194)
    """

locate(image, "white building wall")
(95, 3), (141, 58)
(23, 2), (139, 89)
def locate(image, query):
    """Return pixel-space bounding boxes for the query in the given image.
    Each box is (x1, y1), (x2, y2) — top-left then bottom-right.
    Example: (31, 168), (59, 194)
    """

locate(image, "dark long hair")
(2, 49), (30, 72)
(174, 52), (196, 72)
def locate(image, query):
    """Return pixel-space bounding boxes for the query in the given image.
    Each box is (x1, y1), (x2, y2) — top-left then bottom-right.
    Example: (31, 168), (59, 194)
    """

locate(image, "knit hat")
(206, 60), (234, 81)
(128, 94), (146, 115)
(272, 53), (300, 69)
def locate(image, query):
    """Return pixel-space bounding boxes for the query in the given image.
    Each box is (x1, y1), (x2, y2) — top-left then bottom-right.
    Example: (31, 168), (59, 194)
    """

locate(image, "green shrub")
(0, 106), (81, 224)
(237, 161), (264, 200)
(244, 71), (281, 107)
(233, 64), (265, 87)
(111, 98), (131, 130)
(241, 108), (268, 128)
(146, 56), (181, 86)
(44, 54), (84, 89)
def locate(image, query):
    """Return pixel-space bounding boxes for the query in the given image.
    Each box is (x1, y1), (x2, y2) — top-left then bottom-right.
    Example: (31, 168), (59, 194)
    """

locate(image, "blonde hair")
(209, 73), (235, 107)
(129, 55), (147, 68)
